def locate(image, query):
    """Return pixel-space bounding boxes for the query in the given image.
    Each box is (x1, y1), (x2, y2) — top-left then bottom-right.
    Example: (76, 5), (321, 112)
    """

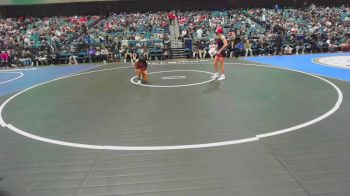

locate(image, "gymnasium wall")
(1, 0), (111, 5)
(0, 0), (349, 17)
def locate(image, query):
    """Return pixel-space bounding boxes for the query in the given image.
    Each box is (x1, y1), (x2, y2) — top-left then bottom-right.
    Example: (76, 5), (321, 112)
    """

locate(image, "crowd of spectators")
(1, 4), (350, 68)
(0, 12), (170, 68)
(0, 15), (100, 68)
(183, 4), (350, 59)
(83, 12), (171, 63)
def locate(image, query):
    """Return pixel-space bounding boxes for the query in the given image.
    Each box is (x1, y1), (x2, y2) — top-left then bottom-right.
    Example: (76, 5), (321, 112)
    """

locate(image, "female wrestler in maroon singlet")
(212, 27), (228, 80)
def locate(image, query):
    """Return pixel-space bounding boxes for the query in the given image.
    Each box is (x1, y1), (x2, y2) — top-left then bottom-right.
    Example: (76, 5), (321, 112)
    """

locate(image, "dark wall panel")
(0, 0), (349, 17)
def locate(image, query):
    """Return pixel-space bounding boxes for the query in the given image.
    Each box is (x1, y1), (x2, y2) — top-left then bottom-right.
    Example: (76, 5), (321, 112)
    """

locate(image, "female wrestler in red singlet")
(212, 27), (228, 80)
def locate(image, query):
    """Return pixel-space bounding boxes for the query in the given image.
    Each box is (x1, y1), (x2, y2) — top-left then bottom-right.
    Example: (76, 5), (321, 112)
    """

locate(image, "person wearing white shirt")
(121, 38), (128, 47)
(24, 36), (31, 47)
(208, 42), (217, 59)
(196, 28), (203, 38)
(283, 45), (293, 55)
(95, 47), (101, 62)
(101, 47), (109, 63)
(182, 29), (187, 37)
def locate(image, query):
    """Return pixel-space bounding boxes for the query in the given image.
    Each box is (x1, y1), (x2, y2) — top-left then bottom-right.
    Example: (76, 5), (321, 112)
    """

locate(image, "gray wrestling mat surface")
(0, 59), (349, 196)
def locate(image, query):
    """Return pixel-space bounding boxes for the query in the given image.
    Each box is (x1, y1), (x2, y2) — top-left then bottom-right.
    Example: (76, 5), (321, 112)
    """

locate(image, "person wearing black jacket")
(227, 39), (235, 58)
(274, 33), (284, 55)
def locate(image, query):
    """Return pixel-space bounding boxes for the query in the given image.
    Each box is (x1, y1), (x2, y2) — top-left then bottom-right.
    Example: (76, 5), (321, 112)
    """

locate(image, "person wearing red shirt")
(0, 50), (10, 68)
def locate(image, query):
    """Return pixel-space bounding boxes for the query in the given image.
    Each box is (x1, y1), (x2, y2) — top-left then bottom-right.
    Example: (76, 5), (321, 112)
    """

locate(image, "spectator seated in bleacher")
(283, 45), (293, 55)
